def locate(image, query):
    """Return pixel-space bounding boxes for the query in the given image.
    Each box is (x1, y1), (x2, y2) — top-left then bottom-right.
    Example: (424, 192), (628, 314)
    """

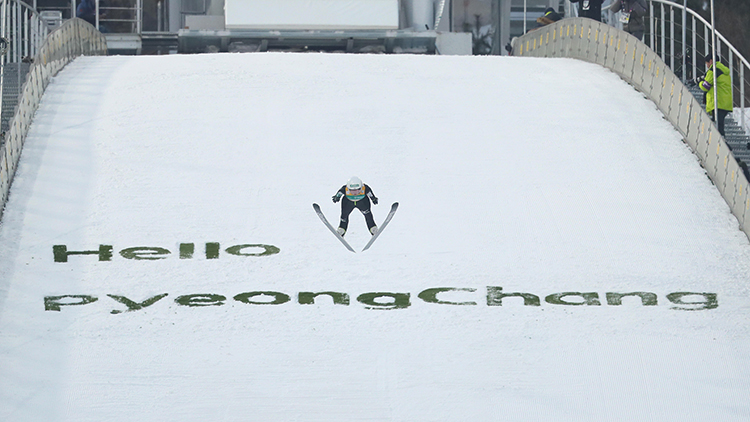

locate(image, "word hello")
(44, 287), (719, 313)
(52, 243), (280, 262)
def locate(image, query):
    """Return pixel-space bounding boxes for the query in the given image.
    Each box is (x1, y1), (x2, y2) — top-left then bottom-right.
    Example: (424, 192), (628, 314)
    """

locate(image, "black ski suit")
(570, 0), (604, 22)
(333, 184), (378, 233)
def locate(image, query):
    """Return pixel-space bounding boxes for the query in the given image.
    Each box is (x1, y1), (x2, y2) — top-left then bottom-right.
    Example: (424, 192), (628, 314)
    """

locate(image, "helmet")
(347, 176), (363, 191)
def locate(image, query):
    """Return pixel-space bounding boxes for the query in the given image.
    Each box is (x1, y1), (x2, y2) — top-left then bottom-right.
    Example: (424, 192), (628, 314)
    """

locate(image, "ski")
(362, 202), (399, 252)
(312, 203), (356, 253)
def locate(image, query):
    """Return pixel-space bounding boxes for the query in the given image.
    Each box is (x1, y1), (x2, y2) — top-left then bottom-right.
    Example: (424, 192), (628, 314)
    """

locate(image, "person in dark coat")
(536, 7), (564, 26)
(76, 0), (97, 26)
(611, 0), (648, 41)
(569, 0), (604, 22)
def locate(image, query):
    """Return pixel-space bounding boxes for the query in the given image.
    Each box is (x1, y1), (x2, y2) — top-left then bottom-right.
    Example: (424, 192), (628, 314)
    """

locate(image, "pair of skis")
(313, 202), (399, 252)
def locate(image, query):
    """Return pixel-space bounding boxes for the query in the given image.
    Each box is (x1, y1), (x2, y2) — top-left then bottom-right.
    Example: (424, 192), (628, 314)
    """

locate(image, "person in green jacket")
(698, 55), (733, 136)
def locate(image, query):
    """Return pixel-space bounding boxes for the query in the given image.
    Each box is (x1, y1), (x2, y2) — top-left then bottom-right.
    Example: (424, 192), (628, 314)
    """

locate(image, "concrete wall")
(515, 17), (750, 241)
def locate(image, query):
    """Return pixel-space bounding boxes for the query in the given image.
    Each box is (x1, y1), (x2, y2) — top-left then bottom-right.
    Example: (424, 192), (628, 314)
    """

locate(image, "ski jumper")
(333, 184), (378, 232)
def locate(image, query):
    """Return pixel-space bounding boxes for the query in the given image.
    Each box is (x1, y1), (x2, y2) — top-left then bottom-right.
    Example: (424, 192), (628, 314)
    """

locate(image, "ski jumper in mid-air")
(332, 176), (378, 237)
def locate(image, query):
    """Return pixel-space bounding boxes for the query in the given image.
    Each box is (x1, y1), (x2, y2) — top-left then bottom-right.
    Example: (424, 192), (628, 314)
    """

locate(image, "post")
(682, 0), (686, 82)
(157, 0), (162, 32)
(669, 6), (674, 71)
(710, 0), (718, 120)
(692, 16), (696, 81)
(491, 0), (499, 54)
(649, 1), (654, 51)
(741, 65), (745, 129)
(660, 3), (665, 61)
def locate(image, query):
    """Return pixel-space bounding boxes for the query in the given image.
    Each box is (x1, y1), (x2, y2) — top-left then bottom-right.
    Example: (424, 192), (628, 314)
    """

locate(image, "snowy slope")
(1, 52), (749, 421)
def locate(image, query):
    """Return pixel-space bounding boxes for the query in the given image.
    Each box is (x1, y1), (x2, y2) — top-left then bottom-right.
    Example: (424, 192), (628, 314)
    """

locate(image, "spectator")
(76, 0), (97, 26)
(697, 55), (733, 137)
(610, 0), (648, 41)
(570, 0), (604, 22)
(77, 0), (108, 31)
(505, 7), (563, 55)
(536, 7), (564, 26)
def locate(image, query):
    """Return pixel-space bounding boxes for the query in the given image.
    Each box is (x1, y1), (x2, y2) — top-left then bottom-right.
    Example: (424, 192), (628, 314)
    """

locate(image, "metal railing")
(0, 18), (107, 219)
(96, 0), (142, 34)
(32, 0), (143, 35)
(600, 0), (750, 130)
(1, 0), (48, 63)
(1, 0), (49, 138)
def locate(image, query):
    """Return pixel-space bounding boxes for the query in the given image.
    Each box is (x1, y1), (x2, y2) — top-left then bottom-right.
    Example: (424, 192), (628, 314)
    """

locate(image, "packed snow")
(1, 52), (749, 421)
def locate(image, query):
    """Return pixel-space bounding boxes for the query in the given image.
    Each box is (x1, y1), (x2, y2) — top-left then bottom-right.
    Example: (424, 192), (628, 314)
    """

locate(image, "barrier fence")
(642, 0), (749, 133)
(0, 18), (106, 218)
(516, 17), (750, 241)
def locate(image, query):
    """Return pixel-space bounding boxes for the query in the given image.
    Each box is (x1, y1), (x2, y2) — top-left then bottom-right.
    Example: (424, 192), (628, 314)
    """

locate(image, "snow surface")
(1, 52), (750, 421)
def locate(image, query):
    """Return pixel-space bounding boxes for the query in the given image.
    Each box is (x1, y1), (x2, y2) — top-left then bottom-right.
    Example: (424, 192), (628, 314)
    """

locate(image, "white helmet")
(347, 176), (363, 190)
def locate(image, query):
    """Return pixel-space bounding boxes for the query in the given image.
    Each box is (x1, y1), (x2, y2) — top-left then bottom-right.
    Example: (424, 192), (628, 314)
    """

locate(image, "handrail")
(1, 0), (48, 63)
(0, 18), (107, 220)
(625, 0), (749, 129)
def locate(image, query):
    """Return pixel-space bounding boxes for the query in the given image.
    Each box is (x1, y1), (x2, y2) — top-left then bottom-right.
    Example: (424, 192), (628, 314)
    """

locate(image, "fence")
(1, 0), (48, 63)
(515, 17), (750, 241)
(0, 18), (107, 218)
(599, 0), (750, 130)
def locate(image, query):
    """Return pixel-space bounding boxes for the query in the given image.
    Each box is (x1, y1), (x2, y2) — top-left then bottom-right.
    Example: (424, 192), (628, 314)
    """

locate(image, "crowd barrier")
(0, 18), (107, 218)
(516, 17), (750, 241)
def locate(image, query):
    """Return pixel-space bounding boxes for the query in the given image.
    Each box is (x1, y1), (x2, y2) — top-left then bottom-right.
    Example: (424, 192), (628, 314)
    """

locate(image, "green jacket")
(699, 61), (733, 113)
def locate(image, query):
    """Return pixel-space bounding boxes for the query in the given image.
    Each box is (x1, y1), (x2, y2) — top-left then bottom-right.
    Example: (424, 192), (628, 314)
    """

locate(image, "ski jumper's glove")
(332, 192), (343, 203)
(371, 196), (378, 205)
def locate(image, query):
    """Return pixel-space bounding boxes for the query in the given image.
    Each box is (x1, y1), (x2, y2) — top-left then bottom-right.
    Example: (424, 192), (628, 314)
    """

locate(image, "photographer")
(690, 55), (733, 137)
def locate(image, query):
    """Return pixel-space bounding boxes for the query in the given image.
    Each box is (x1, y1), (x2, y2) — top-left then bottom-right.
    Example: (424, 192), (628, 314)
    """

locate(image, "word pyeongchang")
(44, 287), (719, 313)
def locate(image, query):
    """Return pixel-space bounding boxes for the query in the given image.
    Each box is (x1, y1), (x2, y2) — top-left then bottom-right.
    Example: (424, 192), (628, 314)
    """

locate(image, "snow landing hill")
(1, 52), (750, 421)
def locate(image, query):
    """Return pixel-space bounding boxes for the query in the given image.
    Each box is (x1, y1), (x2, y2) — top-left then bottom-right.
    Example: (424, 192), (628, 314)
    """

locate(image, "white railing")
(0, 18), (107, 219)
(34, 0), (143, 35)
(599, 0), (750, 130)
(97, 0), (142, 34)
(1, 0), (48, 63)
(1, 0), (49, 146)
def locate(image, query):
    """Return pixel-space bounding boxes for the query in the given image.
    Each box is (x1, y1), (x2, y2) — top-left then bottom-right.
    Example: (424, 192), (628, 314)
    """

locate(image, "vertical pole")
(669, 6), (674, 71)
(741, 65), (745, 129)
(660, 3), (665, 61)
(95, 0), (99, 30)
(729, 48), (734, 105)
(523, 0), (527, 34)
(491, 0), (499, 54)
(15, 2), (19, 96)
(649, 1), (654, 51)
(157, 0), (162, 32)
(682, 0), (686, 82)
(501, 0), (510, 55)
(704, 25), (708, 59)
(710, 0), (718, 120)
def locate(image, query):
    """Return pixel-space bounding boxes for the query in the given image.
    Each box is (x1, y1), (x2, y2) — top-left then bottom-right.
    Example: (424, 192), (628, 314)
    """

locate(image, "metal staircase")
(686, 84), (750, 170)
(0, 0), (48, 144)
(1, 62), (30, 136)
